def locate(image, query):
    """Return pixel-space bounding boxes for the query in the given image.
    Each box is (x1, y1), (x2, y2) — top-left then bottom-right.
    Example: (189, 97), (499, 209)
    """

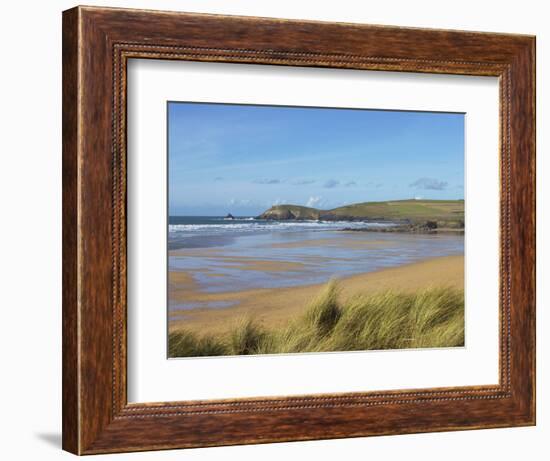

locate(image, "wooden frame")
(62, 5), (535, 455)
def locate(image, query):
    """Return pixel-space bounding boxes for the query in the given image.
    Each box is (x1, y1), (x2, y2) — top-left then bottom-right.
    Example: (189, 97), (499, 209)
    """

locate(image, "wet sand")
(169, 255), (464, 336)
(269, 238), (392, 249)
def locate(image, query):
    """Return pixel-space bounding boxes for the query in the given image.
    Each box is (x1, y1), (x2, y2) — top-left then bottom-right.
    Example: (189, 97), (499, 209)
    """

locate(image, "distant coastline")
(255, 198), (464, 234)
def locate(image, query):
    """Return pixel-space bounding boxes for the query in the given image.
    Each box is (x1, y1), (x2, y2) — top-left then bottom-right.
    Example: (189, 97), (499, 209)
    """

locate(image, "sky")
(168, 102), (464, 216)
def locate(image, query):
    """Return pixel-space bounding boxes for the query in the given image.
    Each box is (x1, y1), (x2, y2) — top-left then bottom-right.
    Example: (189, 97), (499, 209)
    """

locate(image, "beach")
(169, 254), (464, 336)
(167, 216), (464, 341)
(165, 104), (466, 354)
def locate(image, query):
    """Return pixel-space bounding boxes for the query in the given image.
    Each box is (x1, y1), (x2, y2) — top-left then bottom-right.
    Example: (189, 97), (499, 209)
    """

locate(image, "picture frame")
(62, 5), (535, 455)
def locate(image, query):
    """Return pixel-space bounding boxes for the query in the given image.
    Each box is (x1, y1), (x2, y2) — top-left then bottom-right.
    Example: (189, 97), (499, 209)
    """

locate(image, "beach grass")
(168, 282), (464, 357)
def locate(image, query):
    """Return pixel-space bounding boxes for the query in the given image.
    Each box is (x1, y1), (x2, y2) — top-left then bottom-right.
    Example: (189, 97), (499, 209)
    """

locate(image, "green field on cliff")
(257, 199), (464, 225)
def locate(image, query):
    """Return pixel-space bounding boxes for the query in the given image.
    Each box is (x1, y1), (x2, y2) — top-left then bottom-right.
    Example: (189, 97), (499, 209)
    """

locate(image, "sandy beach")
(169, 254), (464, 336)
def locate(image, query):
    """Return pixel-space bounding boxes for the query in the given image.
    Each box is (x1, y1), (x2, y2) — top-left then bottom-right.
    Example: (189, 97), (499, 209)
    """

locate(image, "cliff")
(257, 205), (320, 220)
(257, 199), (464, 227)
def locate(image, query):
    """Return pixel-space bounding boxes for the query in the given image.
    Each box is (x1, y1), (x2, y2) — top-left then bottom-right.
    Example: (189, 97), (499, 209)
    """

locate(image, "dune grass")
(168, 282), (464, 358)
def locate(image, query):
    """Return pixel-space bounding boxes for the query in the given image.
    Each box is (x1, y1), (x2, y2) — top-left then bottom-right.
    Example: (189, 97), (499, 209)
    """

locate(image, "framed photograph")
(62, 6), (535, 454)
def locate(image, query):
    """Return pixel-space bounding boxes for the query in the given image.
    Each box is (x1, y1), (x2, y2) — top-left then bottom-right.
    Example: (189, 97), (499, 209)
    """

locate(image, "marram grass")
(168, 282), (464, 358)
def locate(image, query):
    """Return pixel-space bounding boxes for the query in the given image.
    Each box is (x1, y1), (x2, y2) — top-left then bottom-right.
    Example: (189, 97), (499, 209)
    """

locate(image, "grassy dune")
(168, 282), (464, 358)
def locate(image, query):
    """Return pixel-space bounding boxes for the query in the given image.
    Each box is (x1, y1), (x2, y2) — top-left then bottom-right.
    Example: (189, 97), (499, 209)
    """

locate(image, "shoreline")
(169, 254), (464, 336)
(341, 226), (464, 235)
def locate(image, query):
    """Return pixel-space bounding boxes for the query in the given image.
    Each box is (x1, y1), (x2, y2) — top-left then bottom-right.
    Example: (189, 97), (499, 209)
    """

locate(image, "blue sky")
(168, 102), (464, 216)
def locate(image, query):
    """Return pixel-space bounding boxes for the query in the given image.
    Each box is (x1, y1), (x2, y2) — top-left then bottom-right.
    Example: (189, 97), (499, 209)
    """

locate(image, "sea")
(168, 216), (394, 250)
(168, 216), (464, 309)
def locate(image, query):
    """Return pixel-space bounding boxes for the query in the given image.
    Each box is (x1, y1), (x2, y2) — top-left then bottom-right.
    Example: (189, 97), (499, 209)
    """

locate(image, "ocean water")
(168, 216), (464, 310)
(168, 216), (394, 249)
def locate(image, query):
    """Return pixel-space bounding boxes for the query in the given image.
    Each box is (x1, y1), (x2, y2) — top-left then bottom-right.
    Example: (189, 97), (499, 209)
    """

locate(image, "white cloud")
(229, 198), (252, 206)
(291, 179), (316, 185)
(306, 196), (323, 208)
(410, 177), (448, 190)
(254, 178), (281, 184)
(323, 179), (340, 189)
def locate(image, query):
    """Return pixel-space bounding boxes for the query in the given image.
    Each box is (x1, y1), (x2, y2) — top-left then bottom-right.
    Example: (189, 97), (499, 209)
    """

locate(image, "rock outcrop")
(256, 199), (465, 231)
(257, 205), (319, 220)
